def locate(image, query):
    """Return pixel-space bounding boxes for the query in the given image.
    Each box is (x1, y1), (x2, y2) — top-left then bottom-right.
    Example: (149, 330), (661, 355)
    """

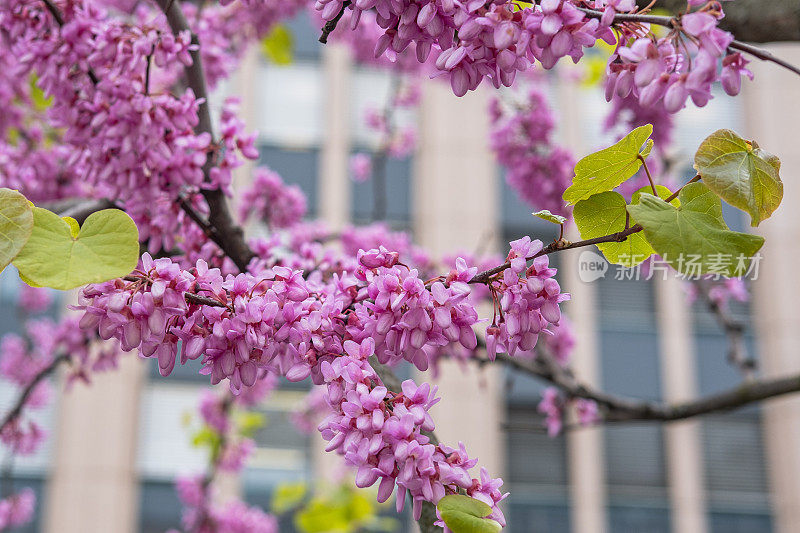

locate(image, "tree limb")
(694, 279), (754, 375)
(487, 347), (800, 424)
(319, 1), (351, 44)
(154, 0), (255, 272)
(578, 6), (800, 78)
(470, 225), (643, 285)
(0, 354), (70, 434)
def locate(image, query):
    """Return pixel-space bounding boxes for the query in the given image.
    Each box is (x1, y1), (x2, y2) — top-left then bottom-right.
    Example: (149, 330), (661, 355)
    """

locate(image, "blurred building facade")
(2, 13), (800, 533)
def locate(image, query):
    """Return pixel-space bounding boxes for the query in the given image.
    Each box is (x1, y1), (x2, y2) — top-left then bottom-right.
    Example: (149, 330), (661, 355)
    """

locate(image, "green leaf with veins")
(13, 208), (139, 290)
(437, 495), (501, 533)
(694, 129), (782, 227)
(0, 188), (34, 272)
(574, 191), (652, 267)
(532, 210), (566, 225)
(563, 124), (654, 205)
(626, 182), (764, 277)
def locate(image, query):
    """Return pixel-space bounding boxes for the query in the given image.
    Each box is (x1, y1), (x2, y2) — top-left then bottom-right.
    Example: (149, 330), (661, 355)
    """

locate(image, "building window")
(693, 293), (772, 531)
(505, 369), (571, 533)
(0, 269), (58, 532)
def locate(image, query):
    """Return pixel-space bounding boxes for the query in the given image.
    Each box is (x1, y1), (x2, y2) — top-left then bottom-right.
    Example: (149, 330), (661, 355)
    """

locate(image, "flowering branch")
(469, 225), (643, 284)
(369, 357), (441, 533)
(694, 279), (754, 375)
(578, 6), (800, 77)
(154, 0), (255, 271)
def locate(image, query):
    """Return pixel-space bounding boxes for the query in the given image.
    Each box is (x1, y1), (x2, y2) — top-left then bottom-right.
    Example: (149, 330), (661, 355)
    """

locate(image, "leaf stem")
(639, 156), (658, 196)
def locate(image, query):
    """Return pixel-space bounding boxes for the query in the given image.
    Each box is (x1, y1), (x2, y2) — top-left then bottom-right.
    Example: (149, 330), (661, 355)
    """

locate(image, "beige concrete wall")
(744, 43), (800, 533)
(44, 353), (144, 533)
(318, 44), (352, 229)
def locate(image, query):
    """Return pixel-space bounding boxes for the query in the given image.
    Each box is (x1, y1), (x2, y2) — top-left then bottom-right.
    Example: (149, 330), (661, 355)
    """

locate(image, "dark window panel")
(709, 510), (772, 533)
(499, 175), (560, 244)
(0, 477), (45, 533)
(694, 331), (758, 399)
(350, 152), (411, 226)
(506, 405), (568, 486)
(284, 12), (321, 61)
(139, 480), (183, 533)
(507, 500), (571, 533)
(605, 425), (667, 489)
(595, 276), (658, 333)
(702, 414), (771, 503)
(600, 330), (662, 400)
(258, 145), (319, 218)
(608, 504), (671, 533)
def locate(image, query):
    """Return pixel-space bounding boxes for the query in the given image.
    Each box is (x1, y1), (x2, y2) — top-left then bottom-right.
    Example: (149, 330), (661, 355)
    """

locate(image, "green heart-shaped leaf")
(627, 182), (764, 277)
(437, 495), (501, 533)
(694, 129), (782, 227)
(0, 188), (34, 272)
(13, 207), (139, 290)
(532, 210), (566, 225)
(563, 124), (654, 205)
(573, 191), (649, 267)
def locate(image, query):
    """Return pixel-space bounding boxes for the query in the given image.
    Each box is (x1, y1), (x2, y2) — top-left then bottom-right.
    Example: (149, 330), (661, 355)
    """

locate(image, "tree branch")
(154, 0), (255, 272)
(319, 1), (351, 44)
(470, 225), (643, 285)
(695, 279), (754, 375)
(0, 355), (70, 434)
(578, 6), (800, 78)
(486, 345), (800, 424)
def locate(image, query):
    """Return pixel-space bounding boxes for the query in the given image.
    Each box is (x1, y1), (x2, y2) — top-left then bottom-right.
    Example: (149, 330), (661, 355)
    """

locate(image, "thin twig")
(728, 40), (800, 77)
(578, 6), (800, 78)
(155, 0), (255, 271)
(469, 225), (643, 284)
(695, 278), (755, 375)
(39, 0), (100, 85)
(0, 355), (70, 434)
(319, 1), (351, 44)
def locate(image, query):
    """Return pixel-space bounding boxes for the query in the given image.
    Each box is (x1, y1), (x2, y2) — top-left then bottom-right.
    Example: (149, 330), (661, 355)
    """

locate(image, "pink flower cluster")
(485, 237), (568, 360)
(75, 242), (536, 516)
(347, 247), (480, 371)
(538, 387), (599, 436)
(605, 5), (752, 113)
(315, 0), (617, 96)
(175, 476), (278, 533)
(238, 167), (308, 229)
(317, 340), (508, 524)
(0, 315), (121, 457)
(0, 488), (35, 531)
(489, 85), (574, 216)
(685, 277), (749, 310)
(1, 0), (258, 252)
